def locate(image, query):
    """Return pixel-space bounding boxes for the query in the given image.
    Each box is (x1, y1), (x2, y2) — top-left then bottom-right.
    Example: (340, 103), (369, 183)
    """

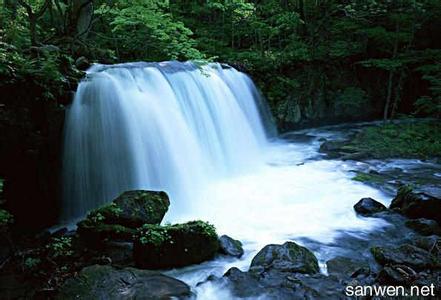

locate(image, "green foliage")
(46, 236), (74, 258)
(95, 0), (203, 61)
(348, 121), (441, 159)
(24, 257), (41, 271)
(415, 63), (441, 116)
(1, 0), (441, 126)
(0, 209), (13, 231)
(334, 87), (369, 117)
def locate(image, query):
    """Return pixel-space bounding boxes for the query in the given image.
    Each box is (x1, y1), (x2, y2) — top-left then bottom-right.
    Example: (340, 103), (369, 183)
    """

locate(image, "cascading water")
(62, 61), (275, 221)
(63, 61), (392, 299)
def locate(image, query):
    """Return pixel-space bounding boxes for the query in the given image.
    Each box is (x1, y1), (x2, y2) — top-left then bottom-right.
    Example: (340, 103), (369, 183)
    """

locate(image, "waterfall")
(62, 61), (275, 221)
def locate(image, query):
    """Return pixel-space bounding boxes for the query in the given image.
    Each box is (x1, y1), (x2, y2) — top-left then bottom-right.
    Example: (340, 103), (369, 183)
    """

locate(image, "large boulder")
(371, 244), (439, 271)
(219, 235), (244, 258)
(390, 186), (441, 224)
(354, 198), (387, 216)
(133, 221), (219, 269)
(250, 241), (319, 275)
(57, 265), (192, 299)
(77, 190), (169, 244)
(91, 190), (170, 228)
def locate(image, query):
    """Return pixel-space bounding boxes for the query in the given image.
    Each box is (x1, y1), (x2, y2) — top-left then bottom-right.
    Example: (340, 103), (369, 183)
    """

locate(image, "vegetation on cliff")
(1, 0), (441, 127)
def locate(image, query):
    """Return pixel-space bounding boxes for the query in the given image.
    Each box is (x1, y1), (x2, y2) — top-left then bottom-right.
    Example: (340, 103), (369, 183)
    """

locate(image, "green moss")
(78, 219), (136, 241)
(137, 220), (217, 246)
(352, 172), (385, 183)
(88, 202), (122, 222)
(370, 246), (384, 263)
(134, 220), (219, 269)
(347, 121), (441, 159)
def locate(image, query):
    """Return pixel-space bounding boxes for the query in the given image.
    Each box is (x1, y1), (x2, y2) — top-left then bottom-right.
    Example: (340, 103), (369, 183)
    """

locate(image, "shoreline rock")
(57, 264), (192, 299)
(133, 221), (219, 269)
(219, 235), (244, 258)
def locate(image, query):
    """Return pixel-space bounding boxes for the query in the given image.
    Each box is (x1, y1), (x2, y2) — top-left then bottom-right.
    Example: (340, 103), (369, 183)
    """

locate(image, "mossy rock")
(133, 221), (219, 269)
(390, 186), (441, 224)
(77, 220), (136, 243)
(88, 190), (170, 229)
(57, 264), (192, 299)
(250, 241), (319, 275)
(77, 190), (169, 245)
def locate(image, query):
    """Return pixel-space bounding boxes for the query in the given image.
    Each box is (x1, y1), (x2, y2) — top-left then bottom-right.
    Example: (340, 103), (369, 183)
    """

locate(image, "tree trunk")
(383, 23), (400, 123)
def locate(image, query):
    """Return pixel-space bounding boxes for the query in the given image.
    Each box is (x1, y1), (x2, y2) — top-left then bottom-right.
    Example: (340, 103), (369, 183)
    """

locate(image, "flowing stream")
(63, 62), (391, 299)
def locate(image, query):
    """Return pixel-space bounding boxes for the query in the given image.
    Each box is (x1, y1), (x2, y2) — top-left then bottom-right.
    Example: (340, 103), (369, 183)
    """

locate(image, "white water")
(63, 61), (391, 299)
(62, 61), (273, 221)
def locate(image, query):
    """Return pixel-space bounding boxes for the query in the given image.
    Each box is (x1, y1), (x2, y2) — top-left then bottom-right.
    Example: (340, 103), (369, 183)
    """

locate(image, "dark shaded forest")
(1, 1), (441, 299)
(1, 0), (441, 128)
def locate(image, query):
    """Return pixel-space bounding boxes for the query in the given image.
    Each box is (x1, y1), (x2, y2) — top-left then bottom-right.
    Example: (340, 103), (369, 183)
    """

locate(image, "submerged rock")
(390, 186), (441, 224)
(371, 244), (438, 271)
(133, 221), (219, 269)
(354, 197), (387, 216)
(219, 235), (244, 258)
(77, 190), (169, 244)
(405, 218), (441, 236)
(250, 241), (319, 274)
(57, 264), (192, 299)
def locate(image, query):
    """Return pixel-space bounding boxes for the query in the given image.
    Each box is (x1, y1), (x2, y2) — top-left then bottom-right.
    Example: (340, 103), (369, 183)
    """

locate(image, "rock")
(219, 235), (244, 258)
(57, 265), (192, 299)
(326, 256), (370, 278)
(75, 56), (90, 71)
(354, 197), (387, 216)
(77, 222), (137, 244)
(413, 235), (441, 253)
(77, 190), (169, 245)
(390, 186), (441, 224)
(405, 218), (441, 236)
(250, 241), (319, 275)
(93, 190), (170, 229)
(371, 244), (438, 271)
(223, 267), (266, 298)
(133, 221), (219, 269)
(101, 241), (133, 266)
(222, 266), (345, 299)
(376, 265), (417, 285)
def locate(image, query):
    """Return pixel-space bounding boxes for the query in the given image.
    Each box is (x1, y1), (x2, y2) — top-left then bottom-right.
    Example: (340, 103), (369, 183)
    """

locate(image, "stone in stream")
(250, 241), (319, 274)
(91, 190), (170, 228)
(133, 221), (219, 269)
(326, 256), (370, 278)
(413, 235), (441, 253)
(390, 186), (441, 224)
(218, 242), (348, 299)
(405, 218), (441, 236)
(77, 190), (169, 245)
(218, 235), (244, 258)
(353, 197), (387, 216)
(371, 244), (439, 271)
(376, 264), (418, 285)
(57, 264), (192, 299)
